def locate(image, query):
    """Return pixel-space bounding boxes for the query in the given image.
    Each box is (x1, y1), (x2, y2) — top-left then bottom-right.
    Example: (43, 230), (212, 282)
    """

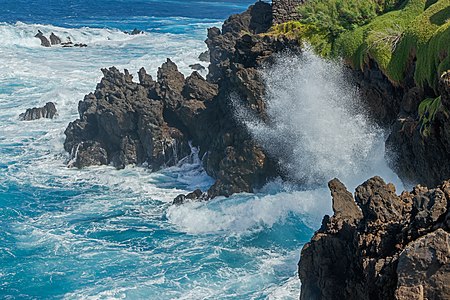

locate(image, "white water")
(235, 50), (403, 191)
(1, 21), (403, 299)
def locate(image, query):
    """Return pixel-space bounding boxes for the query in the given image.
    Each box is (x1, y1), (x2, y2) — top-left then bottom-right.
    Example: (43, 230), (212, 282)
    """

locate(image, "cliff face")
(386, 72), (450, 187)
(352, 61), (450, 188)
(299, 177), (450, 300)
(64, 2), (300, 198)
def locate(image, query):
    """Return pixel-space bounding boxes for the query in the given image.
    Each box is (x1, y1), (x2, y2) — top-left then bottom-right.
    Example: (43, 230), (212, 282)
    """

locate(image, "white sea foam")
(234, 49), (402, 190)
(167, 187), (330, 234)
(0, 21), (403, 300)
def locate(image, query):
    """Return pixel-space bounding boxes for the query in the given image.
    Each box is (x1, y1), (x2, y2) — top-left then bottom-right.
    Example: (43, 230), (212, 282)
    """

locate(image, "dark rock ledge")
(299, 177), (450, 300)
(64, 1), (300, 199)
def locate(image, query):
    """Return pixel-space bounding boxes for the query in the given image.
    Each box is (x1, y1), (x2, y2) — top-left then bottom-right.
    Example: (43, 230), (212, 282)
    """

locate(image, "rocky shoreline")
(62, 1), (450, 298)
(64, 1), (300, 198)
(299, 176), (449, 300)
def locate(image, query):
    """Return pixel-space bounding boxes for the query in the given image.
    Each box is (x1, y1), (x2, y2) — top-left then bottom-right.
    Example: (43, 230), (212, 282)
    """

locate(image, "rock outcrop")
(64, 64), (192, 170)
(299, 177), (450, 300)
(20, 102), (57, 120)
(35, 30), (51, 47)
(49, 32), (61, 45)
(64, 1), (300, 198)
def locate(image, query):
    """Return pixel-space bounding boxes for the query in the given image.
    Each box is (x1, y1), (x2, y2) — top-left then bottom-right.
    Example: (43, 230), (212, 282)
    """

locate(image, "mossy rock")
(418, 95), (442, 136)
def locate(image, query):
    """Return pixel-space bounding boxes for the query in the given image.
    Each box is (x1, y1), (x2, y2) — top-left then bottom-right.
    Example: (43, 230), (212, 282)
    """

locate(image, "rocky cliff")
(299, 177), (450, 300)
(64, 1), (300, 198)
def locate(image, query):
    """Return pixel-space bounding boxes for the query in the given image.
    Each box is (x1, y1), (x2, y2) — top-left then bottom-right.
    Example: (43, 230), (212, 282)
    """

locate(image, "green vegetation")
(296, 0), (400, 56)
(272, 0), (450, 89)
(418, 96), (442, 136)
(338, 0), (450, 89)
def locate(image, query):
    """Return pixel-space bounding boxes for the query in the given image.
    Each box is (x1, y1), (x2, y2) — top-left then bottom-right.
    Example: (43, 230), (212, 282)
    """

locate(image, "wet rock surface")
(34, 30), (50, 47)
(20, 102), (57, 120)
(49, 32), (61, 45)
(64, 1), (300, 198)
(299, 177), (450, 300)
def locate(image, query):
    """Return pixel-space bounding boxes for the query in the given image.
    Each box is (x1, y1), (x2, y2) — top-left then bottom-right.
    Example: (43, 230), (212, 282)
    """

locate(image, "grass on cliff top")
(269, 0), (401, 56)
(271, 0), (450, 90)
(335, 0), (450, 89)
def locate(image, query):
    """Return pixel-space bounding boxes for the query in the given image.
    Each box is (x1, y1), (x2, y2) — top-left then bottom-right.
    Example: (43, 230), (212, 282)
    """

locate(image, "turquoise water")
(0, 1), (322, 298)
(0, 1), (403, 298)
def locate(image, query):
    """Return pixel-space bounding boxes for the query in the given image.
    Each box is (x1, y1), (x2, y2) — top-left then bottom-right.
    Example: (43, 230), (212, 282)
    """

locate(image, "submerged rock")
(299, 177), (450, 300)
(125, 28), (144, 35)
(20, 102), (57, 120)
(173, 189), (205, 205)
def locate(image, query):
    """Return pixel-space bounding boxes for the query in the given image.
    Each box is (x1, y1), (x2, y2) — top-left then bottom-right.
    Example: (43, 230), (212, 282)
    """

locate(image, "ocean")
(0, 1), (402, 299)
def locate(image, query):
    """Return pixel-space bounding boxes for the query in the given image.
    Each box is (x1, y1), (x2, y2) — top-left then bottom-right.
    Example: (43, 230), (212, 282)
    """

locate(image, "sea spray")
(0, 5), (402, 299)
(234, 50), (402, 190)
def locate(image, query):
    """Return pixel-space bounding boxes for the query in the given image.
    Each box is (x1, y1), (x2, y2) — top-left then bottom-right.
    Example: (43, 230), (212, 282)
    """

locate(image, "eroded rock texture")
(20, 102), (57, 121)
(64, 1), (300, 198)
(299, 177), (450, 300)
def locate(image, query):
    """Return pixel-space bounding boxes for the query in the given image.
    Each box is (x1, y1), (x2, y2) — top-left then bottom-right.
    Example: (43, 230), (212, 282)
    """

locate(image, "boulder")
(173, 189), (204, 205)
(396, 229), (450, 300)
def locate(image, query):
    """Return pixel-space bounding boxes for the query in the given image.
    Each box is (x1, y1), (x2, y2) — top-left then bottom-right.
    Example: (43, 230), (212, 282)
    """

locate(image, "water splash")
(235, 50), (402, 190)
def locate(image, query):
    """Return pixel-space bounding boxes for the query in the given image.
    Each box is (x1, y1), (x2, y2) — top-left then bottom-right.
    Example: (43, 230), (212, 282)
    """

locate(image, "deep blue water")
(0, 1), (326, 299)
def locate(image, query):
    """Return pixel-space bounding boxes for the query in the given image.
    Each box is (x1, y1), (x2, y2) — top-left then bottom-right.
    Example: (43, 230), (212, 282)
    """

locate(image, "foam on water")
(1, 15), (402, 300)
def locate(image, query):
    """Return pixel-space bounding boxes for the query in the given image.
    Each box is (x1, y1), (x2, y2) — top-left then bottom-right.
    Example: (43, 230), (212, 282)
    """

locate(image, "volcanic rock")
(299, 177), (450, 300)
(64, 1), (299, 198)
(49, 32), (61, 45)
(20, 102), (57, 120)
(198, 50), (210, 62)
(35, 30), (51, 47)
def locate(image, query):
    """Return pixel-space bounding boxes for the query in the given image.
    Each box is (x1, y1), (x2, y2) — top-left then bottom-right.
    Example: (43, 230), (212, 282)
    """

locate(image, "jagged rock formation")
(49, 32), (61, 45)
(299, 177), (450, 300)
(20, 102), (57, 120)
(64, 63), (193, 170)
(34, 30), (50, 47)
(64, 1), (300, 198)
